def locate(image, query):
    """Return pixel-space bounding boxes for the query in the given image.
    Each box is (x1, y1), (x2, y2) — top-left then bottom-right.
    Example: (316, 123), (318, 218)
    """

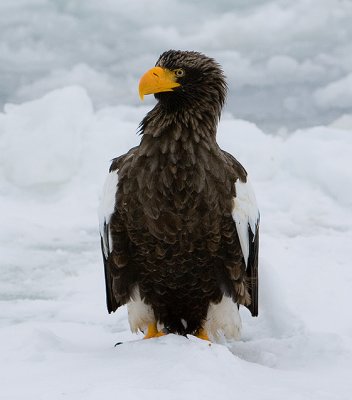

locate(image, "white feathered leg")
(127, 286), (155, 334)
(204, 295), (242, 342)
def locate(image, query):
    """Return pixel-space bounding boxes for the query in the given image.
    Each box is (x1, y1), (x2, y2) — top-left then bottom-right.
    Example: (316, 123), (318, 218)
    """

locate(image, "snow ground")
(0, 86), (352, 399)
(1, 0), (352, 131)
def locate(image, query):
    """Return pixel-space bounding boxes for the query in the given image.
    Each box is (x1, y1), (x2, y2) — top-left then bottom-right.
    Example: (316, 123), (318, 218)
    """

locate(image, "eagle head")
(139, 50), (227, 118)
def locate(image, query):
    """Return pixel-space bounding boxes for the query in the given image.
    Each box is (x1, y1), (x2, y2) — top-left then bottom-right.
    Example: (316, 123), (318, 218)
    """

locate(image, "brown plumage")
(99, 50), (259, 339)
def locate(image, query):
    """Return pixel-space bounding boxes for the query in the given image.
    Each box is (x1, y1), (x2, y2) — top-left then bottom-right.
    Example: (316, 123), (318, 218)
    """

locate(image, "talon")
(195, 328), (210, 341)
(143, 322), (166, 339)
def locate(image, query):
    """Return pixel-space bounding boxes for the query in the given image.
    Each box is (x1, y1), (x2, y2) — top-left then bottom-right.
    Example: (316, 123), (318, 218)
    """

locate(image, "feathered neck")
(139, 101), (220, 142)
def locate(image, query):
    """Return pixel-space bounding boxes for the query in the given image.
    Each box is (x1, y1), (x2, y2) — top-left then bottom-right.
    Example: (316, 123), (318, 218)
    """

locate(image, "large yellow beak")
(139, 66), (180, 100)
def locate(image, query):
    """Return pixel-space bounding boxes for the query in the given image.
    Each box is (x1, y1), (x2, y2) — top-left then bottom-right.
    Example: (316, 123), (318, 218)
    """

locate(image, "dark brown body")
(107, 128), (251, 335)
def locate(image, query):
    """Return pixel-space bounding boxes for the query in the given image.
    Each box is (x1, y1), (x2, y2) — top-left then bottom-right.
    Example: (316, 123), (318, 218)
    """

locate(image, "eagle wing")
(221, 150), (259, 316)
(98, 166), (120, 313)
(98, 148), (138, 313)
(232, 177), (260, 316)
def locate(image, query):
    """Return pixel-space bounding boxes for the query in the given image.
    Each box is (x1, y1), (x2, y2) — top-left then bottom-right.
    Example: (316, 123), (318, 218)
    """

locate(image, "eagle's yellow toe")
(195, 328), (210, 341)
(143, 323), (166, 339)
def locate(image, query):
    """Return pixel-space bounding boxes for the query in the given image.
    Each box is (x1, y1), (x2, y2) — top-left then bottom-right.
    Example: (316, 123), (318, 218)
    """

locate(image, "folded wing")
(232, 177), (260, 316)
(98, 168), (119, 313)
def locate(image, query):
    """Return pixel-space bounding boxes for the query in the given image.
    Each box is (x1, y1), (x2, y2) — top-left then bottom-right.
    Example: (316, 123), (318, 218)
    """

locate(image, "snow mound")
(330, 113), (352, 132)
(0, 86), (93, 188)
(314, 73), (352, 110)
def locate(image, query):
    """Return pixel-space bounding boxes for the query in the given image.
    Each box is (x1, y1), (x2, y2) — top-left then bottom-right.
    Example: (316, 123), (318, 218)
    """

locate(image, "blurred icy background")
(1, 0), (352, 131)
(1, 1), (352, 399)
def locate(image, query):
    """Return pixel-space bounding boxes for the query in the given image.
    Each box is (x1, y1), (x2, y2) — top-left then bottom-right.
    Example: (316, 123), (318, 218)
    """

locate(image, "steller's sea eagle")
(99, 50), (259, 342)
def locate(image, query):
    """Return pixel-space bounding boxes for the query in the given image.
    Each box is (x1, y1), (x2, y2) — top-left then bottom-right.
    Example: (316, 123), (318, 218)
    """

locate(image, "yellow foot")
(143, 323), (166, 339)
(195, 328), (210, 342)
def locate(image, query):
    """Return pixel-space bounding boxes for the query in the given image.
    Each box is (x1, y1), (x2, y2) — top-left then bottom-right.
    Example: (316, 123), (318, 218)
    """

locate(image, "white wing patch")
(232, 177), (259, 267)
(98, 170), (119, 258)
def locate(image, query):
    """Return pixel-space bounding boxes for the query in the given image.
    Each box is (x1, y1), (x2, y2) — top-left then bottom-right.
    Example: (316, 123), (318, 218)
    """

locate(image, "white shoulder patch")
(98, 170), (119, 258)
(232, 177), (259, 266)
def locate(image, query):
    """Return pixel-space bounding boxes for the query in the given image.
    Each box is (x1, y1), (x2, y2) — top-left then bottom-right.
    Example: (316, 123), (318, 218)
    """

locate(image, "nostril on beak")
(153, 72), (159, 77)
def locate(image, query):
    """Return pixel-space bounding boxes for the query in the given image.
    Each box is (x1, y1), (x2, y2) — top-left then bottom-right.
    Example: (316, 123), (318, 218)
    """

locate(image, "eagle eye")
(174, 68), (185, 78)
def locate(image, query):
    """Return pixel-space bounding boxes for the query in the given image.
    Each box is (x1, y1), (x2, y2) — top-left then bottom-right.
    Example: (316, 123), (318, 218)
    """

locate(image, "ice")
(330, 113), (352, 132)
(1, 86), (352, 399)
(314, 72), (352, 110)
(0, 86), (93, 188)
(0, 0), (351, 131)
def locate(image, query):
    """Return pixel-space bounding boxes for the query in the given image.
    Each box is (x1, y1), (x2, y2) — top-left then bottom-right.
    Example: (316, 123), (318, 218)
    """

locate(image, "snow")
(0, 0), (352, 131)
(0, 86), (93, 187)
(1, 86), (352, 400)
(314, 72), (352, 110)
